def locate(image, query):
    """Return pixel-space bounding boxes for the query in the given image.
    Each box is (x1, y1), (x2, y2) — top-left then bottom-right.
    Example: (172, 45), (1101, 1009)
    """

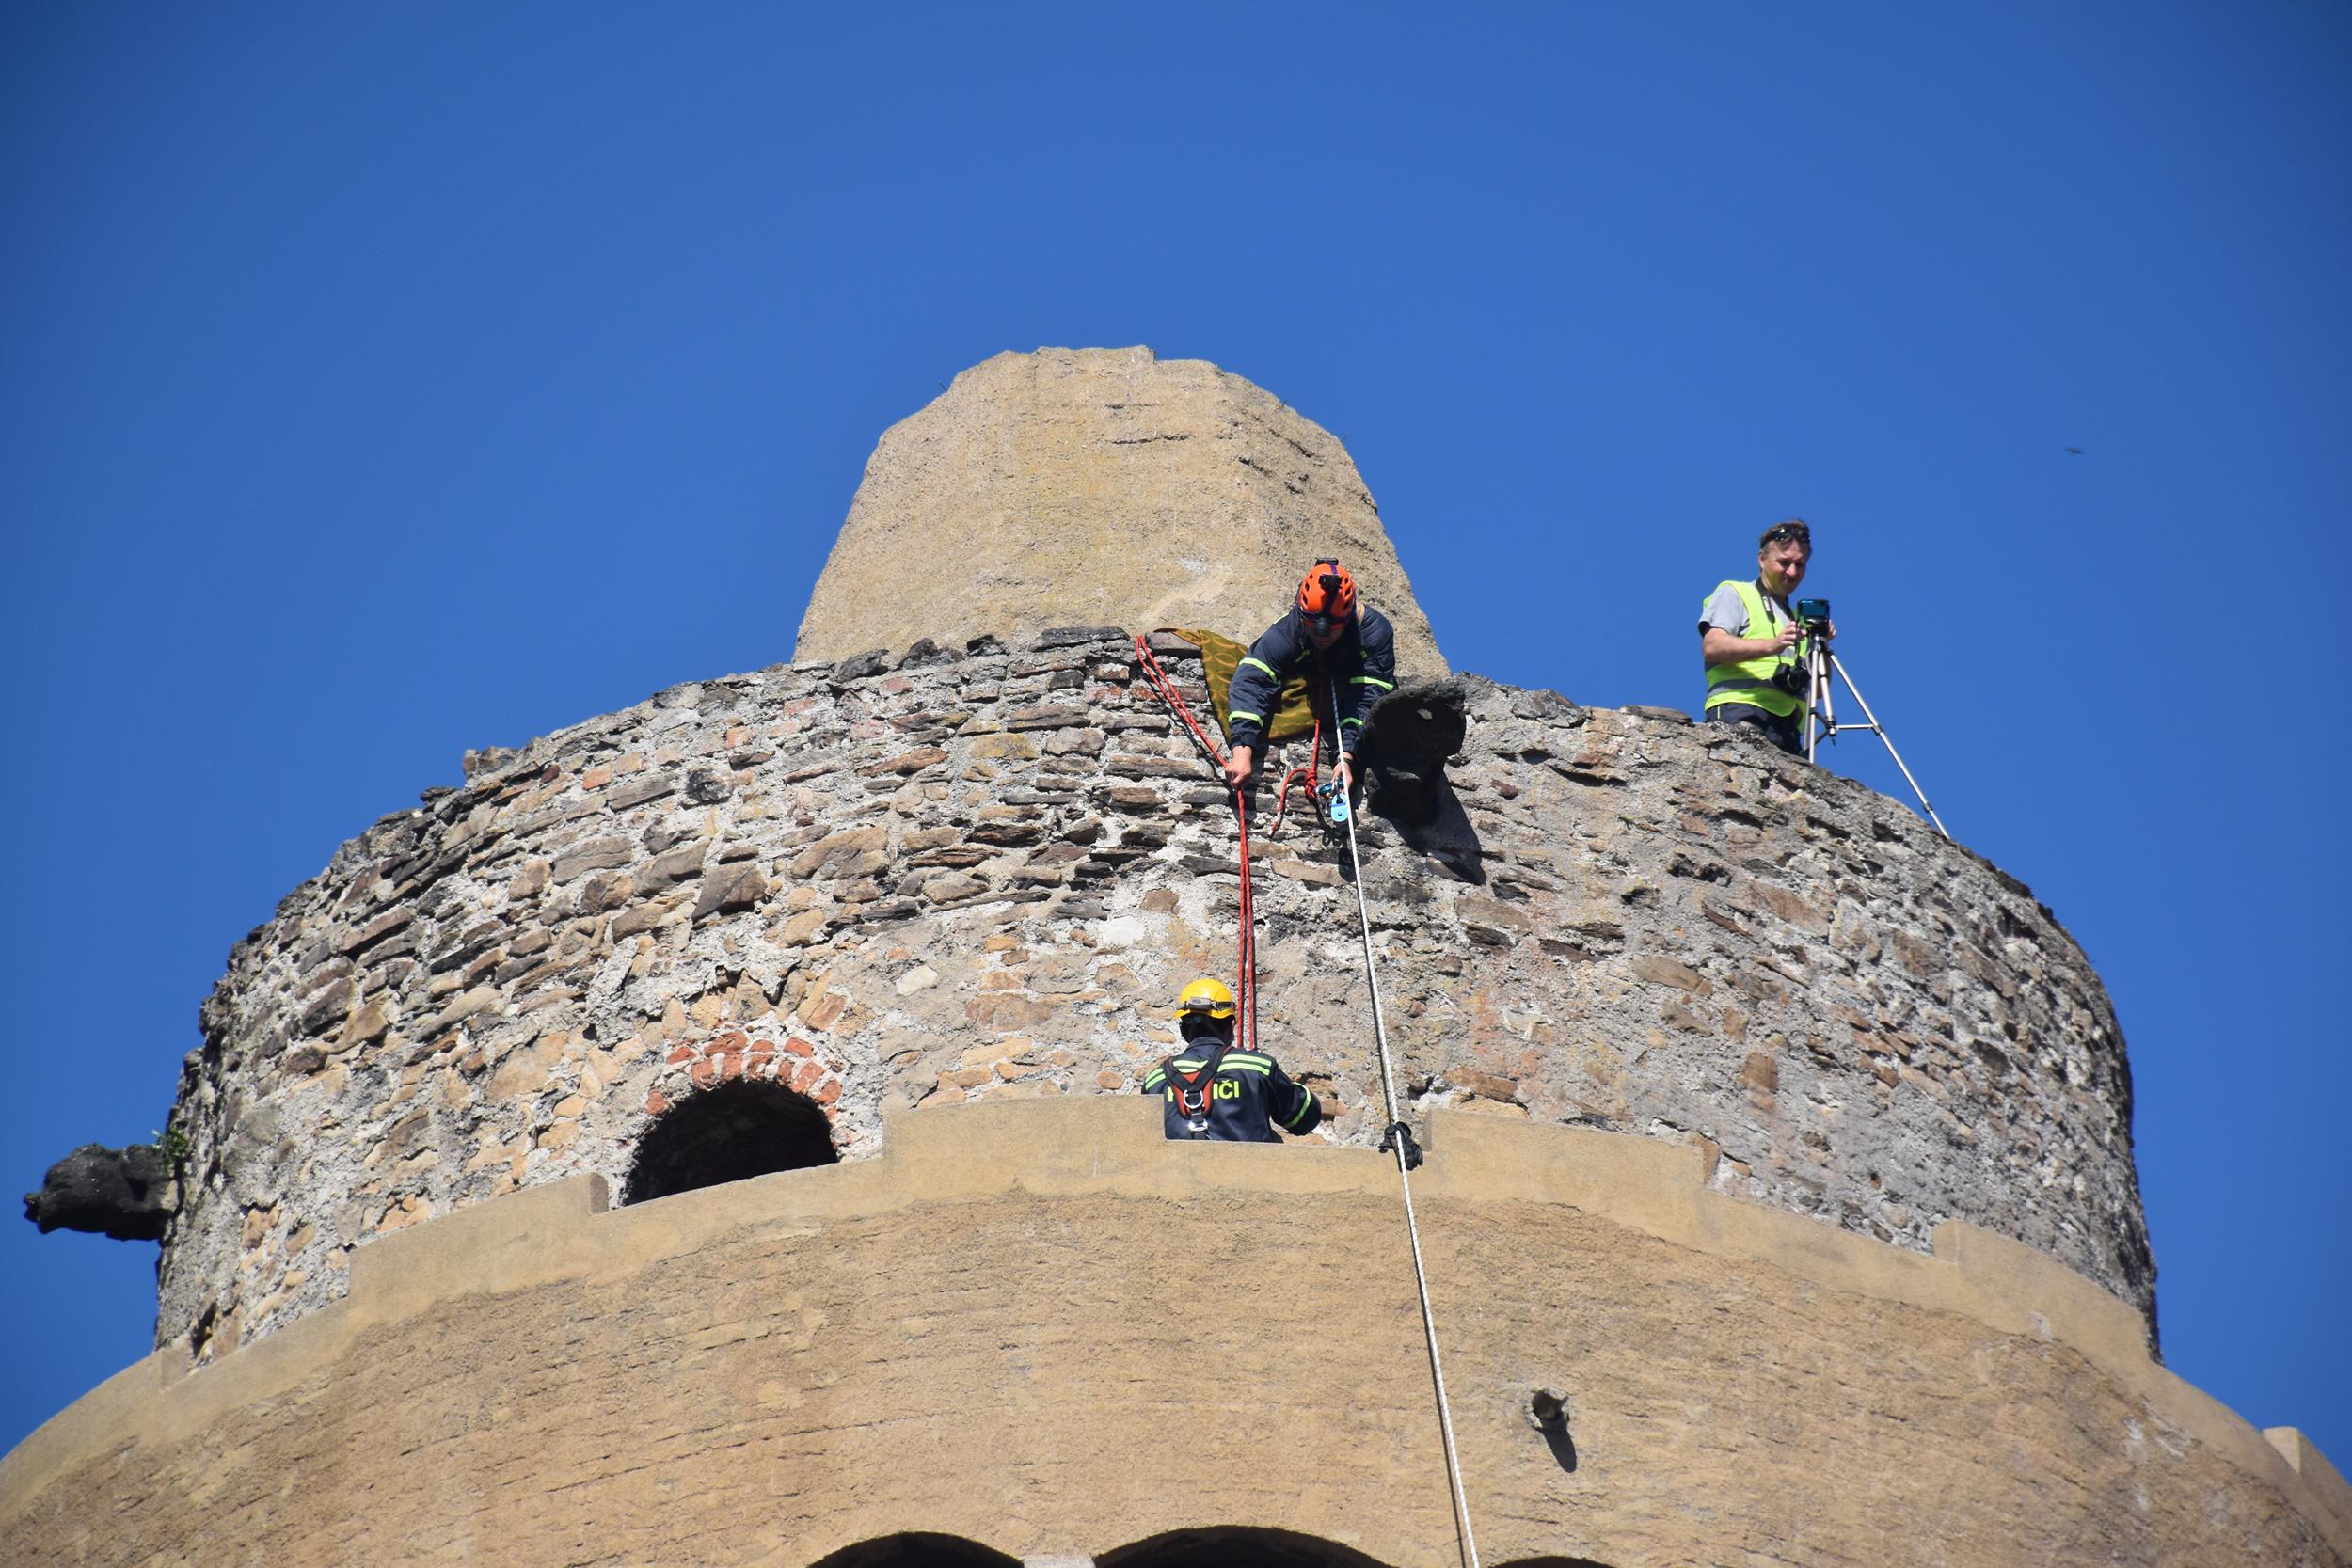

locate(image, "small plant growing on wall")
(149, 1120), (192, 1168)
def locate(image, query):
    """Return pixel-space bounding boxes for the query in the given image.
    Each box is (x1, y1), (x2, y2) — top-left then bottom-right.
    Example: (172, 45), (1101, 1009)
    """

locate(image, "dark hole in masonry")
(1528, 1388), (1579, 1473)
(622, 1078), (836, 1205)
(1101, 1528), (1398, 1568)
(807, 1534), (1022, 1568)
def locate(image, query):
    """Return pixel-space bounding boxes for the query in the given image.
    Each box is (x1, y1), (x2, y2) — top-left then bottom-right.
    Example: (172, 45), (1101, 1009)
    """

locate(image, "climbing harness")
(1163, 1041), (1230, 1136)
(1133, 630), (1481, 1568)
(1327, 670), (1481, 1568)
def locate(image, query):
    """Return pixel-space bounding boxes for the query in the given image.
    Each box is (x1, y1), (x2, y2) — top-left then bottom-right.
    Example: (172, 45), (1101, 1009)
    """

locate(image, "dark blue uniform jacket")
(1225, 604), (1397, 757)
(1142, 1042), (1324, 1142)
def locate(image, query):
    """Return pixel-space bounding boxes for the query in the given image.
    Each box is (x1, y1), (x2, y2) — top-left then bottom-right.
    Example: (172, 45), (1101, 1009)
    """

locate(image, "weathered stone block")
(692, 864), (768, 922)
(641, 843), (708, 889)
(551, 837), (632, 884)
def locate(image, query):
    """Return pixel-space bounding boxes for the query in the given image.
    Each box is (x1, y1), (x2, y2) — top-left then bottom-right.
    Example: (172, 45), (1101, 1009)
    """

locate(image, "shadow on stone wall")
(1100, 1528), (1397, 1568)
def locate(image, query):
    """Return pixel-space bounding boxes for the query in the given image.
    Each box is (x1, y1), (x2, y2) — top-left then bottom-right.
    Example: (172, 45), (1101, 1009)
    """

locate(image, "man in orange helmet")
(1221, 557), (1398, 797)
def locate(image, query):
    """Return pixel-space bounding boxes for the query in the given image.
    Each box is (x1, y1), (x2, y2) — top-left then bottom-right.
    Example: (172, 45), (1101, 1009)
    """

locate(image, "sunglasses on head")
(1762, 523), (1811, 546)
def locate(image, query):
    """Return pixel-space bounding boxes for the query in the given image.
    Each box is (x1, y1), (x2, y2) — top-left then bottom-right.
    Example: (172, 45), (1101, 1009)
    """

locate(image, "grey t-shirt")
(1699, 580), (1790, 639)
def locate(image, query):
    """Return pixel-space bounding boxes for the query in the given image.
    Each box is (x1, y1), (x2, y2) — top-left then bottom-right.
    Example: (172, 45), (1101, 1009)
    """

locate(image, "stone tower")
(6, 350), (2345, 1567)
(796, 346), (1446, 679)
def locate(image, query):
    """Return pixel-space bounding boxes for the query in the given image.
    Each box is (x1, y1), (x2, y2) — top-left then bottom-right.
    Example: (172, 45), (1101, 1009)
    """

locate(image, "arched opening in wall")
(806, 1534), (1021, 1568)
(1099, 1528), (1398, 1568)
(622, 1079), (837, 1205)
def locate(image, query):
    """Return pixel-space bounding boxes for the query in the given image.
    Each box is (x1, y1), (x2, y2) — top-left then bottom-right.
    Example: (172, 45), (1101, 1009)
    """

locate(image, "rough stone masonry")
(151, 626), (2151, 1366)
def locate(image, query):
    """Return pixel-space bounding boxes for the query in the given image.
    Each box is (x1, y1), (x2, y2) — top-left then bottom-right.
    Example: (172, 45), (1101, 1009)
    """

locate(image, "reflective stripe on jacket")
(1226, 604), (1397, 755)
(1141, 1045), (1324, 1142)
(1702, 579), (1802, 718)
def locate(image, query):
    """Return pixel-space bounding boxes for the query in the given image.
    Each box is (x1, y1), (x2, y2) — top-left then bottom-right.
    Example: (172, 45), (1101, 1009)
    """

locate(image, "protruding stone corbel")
(23, 1143), (181, 1242)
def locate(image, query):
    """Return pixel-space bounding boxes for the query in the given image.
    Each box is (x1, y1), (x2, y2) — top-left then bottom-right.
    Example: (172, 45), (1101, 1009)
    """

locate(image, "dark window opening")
(623, 1079), (837, 1205)
(807, 1534), (1021, 1568)
(1101, 1528), (1399, 1568)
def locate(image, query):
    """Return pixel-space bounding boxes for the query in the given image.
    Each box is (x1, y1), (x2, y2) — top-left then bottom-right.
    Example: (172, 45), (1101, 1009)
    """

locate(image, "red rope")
(1266, 717), (1325, 837)
(1133, 634), (1258, 1053)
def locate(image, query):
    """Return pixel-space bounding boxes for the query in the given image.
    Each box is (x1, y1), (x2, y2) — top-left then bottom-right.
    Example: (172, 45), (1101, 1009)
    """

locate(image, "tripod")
(1800, 631), (1950, 840)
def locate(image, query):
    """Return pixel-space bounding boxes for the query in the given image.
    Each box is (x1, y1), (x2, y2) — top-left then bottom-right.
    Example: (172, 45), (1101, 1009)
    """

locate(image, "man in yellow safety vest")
(1699, 519), (1838, 755)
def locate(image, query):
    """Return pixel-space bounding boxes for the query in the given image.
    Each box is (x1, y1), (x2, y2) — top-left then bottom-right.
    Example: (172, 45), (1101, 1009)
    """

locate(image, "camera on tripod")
(1769, 598), (1832, 699)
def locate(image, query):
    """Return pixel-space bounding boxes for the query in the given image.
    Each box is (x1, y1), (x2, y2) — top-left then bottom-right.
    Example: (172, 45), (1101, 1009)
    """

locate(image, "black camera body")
(1771, 597), (1829, 699)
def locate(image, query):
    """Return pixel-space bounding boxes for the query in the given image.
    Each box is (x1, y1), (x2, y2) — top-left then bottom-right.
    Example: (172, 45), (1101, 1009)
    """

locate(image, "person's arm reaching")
(1223, 629), (1288, 786)
(1269, 1060), (1323, 1136)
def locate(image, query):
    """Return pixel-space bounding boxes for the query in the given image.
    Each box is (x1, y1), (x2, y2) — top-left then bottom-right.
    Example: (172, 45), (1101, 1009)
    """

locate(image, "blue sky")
(4, 3), (2346, 1468)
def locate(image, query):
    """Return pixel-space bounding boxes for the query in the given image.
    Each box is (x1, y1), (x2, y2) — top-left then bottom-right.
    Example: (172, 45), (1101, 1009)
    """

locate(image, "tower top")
(795, 346), (1446, 677)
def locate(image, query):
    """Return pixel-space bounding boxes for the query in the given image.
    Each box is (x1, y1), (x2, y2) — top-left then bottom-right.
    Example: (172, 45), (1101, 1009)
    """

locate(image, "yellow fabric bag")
(1164, 627), (1327, 746)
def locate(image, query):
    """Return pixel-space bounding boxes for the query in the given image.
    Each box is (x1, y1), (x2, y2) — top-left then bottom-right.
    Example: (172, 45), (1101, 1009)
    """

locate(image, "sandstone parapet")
(4, 1102), (2338, 1568)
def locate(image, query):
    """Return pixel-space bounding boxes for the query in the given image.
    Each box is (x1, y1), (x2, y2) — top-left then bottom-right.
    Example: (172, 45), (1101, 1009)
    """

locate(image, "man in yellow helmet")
(1140, 977), (1325, 1143)
(1700, 519), (1838, 755)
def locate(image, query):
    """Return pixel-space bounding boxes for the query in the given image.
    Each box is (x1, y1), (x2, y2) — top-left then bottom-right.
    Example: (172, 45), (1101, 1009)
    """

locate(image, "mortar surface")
(5, 1102), (2340, 1568)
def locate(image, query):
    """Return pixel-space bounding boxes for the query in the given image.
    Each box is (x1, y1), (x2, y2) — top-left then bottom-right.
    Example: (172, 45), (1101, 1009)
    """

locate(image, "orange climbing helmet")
(1296, 557), (1357, 623)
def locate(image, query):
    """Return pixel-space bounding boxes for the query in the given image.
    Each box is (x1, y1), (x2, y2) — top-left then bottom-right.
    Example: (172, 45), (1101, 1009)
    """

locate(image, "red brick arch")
(643, 1030), (846, 1119)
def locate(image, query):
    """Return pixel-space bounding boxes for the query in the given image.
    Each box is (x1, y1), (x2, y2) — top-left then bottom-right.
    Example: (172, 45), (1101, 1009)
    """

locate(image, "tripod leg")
(1805, 640), (1830, 761)
(1826, 653), (1950, 839)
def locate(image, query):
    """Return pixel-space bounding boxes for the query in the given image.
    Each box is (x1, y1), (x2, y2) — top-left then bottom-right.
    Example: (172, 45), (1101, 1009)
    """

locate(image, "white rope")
(1332, 688), (1482, 1568)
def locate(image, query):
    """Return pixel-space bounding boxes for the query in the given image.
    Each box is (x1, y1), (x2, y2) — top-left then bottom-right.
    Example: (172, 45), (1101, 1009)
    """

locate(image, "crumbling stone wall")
(160, 629), (2150, 1363)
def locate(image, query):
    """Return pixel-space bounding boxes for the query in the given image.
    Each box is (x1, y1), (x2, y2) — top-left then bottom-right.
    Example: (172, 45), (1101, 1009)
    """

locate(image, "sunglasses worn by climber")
(1761, 522), (1811, 546)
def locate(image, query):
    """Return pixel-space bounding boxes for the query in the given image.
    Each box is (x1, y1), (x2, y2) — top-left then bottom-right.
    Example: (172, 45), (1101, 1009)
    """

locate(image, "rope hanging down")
(1328, 672), (1482, 1568)
(1133, 635), (1259, 1053)
(1134, 634), (1479, 1568)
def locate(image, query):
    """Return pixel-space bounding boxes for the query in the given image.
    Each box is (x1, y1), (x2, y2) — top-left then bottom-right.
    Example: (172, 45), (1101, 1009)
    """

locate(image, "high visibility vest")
(1703, 579), (1803, 718)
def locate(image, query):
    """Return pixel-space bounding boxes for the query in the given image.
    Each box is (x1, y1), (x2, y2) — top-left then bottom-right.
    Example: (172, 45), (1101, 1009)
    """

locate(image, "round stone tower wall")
(158, 629), (2151, 1365)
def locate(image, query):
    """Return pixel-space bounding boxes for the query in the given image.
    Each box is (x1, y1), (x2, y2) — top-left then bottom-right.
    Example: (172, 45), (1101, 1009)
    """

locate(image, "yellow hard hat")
(1171, 976), (1236, 1021)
